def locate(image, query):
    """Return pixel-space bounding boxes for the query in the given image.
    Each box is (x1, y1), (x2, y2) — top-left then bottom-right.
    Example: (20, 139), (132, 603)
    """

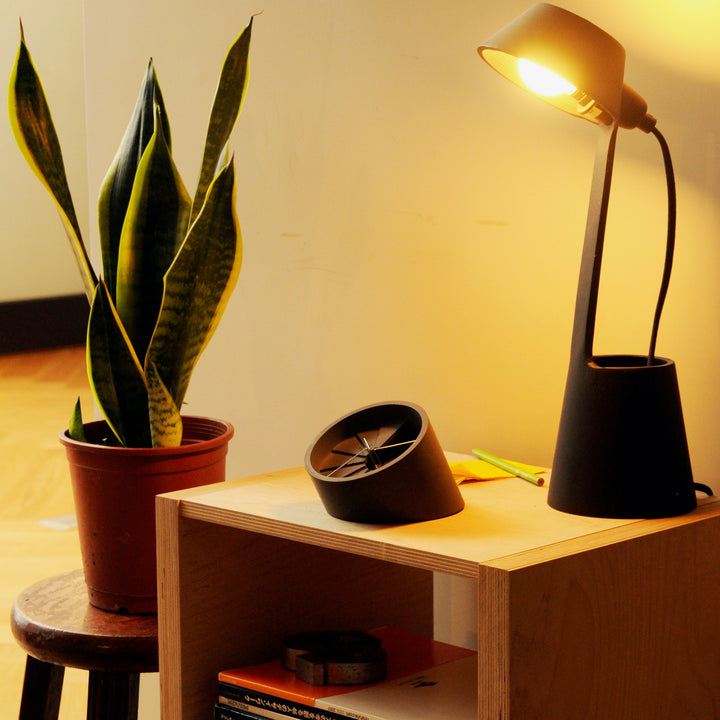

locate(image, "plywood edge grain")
(477, 565), (509, 720)
(486, 497), (720, 571)
(156, 495), (183, 720)
(178, 501), (479, 578)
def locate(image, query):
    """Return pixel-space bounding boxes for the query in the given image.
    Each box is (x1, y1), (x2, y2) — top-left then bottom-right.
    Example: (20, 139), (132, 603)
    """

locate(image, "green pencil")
(472, 448), (545, 487)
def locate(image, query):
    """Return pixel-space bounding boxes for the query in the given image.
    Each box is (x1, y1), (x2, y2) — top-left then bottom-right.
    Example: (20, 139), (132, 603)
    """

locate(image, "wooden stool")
(11, 569), (158, 720)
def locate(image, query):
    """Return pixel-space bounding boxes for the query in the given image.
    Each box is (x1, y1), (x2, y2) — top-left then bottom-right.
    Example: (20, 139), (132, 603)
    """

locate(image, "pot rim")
(59, 415), (234, 456)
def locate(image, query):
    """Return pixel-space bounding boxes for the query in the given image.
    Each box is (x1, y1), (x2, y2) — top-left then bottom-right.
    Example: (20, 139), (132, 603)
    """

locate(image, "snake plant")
(9, 20), (252, 447)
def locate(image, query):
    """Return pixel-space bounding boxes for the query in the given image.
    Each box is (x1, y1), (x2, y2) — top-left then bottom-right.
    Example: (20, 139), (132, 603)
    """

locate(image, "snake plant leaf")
(98, 61), (170, 303)
(147, 156), (240, 410)
(68, 397), (86, 442)
(8, 24), (97, 302)
(190, 19), (252, 225)
(115, 105), (190, 364)
(87, 281), (151, 447)
(146, 362), (183, 447)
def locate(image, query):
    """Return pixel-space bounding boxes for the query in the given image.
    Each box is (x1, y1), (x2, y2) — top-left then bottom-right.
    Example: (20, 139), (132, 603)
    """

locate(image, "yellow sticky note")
(449, 459), (546, 483)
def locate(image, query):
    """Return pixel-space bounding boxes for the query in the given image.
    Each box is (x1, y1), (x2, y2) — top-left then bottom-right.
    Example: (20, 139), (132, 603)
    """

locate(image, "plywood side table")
(157, 468), (720, 720)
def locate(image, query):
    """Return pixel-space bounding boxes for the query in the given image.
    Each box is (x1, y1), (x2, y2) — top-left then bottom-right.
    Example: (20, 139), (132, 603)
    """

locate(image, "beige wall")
(1, 0), (87, 301)
(74, 1), (720, 489)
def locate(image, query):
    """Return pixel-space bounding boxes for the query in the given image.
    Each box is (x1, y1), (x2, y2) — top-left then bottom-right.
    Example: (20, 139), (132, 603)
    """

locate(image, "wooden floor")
(0, 346), (158, 719)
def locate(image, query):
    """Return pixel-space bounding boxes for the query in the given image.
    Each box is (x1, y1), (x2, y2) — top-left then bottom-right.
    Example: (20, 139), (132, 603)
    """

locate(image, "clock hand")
(374, 440), (414, 452)
(361, 436), (383, 470)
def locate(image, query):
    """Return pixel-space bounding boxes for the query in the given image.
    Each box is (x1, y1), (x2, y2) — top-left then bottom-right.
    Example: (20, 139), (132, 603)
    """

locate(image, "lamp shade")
(478, 3), (626, 126)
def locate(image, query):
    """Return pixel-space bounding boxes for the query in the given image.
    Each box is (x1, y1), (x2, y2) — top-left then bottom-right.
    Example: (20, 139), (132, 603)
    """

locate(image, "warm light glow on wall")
(599, 1), (720, 82)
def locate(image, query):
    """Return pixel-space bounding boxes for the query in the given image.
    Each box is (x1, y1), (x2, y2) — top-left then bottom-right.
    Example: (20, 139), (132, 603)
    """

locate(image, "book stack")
(216, 627), (478, 720)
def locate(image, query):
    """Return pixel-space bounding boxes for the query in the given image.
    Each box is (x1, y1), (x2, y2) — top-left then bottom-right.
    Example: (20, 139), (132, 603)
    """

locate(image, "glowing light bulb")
(518, 58), (576, 97)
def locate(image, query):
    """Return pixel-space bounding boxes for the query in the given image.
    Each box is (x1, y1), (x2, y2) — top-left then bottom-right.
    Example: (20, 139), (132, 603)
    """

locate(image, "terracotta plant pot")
(60, 416), (233, 614)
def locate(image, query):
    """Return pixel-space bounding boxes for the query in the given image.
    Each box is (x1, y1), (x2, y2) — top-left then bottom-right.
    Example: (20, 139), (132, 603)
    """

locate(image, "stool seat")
(11, 569), (158, 720)
(12, 569), (158, 672)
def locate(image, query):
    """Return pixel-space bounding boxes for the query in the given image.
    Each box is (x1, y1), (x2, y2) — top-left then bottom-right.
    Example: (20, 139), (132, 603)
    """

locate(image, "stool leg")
(86, 671), (140, 720)
(18, 656), (65, 720)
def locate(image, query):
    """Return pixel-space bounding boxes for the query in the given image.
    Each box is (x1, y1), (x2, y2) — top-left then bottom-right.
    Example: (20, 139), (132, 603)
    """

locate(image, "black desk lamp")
(478, 3), (697, 518)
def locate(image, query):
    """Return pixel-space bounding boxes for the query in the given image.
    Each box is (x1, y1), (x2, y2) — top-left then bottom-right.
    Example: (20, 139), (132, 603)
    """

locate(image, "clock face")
(306, 402), (424, 482)
(316, 422), (418, 478)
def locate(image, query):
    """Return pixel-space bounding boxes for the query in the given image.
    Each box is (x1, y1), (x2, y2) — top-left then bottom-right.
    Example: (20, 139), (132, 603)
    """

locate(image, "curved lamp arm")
(647, 127), (676, 364)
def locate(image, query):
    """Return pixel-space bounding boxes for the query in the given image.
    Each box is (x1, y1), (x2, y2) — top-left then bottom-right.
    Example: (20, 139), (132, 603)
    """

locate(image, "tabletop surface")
(162, 467), (719, 576)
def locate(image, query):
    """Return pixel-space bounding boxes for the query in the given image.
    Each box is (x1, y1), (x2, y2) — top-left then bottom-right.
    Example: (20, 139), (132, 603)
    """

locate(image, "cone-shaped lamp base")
(548, 355), (696, 519)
